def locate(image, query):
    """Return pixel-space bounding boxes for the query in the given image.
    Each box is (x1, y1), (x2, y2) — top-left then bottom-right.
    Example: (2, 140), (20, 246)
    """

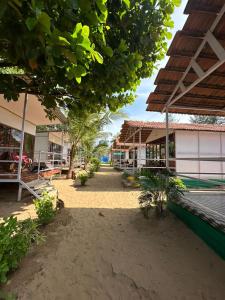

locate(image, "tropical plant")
(0, 216), (42, 283)
(0, 0), (180, 113)
(93, 140), (109, 159)
(77, 170), (89, 186)
(66, 109), (126, 178)
(34, 192), (55, 225)
(138, 170), (186, 218)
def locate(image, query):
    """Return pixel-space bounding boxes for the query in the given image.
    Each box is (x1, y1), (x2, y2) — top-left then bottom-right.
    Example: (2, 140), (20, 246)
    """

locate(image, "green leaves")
(0, 216), (42, 283)
(38, 12), (51, 34)
(72, 22), (83, 38)
(103, 46), (113, 57)
(82, 25), (90, 37)
(122, 0), (130, 8)
(0, 0), (179, 114)
(93, 51), (103, 64)
(58, 36), (70, 46)
(25, 17), (37, 31)
(96, 0), (108, 22)
(34, 192), (55, 225)
(173, 0), (181, 6)
(25, 11), (51, 34)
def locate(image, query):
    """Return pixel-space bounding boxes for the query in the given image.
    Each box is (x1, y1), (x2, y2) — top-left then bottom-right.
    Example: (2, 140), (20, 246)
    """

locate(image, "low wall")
(168, 200), (225, 260)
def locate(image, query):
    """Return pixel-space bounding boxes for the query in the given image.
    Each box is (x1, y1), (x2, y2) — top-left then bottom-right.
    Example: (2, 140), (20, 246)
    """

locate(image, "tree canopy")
(0, 0), (180, 113)
(189, 115), (225, 125)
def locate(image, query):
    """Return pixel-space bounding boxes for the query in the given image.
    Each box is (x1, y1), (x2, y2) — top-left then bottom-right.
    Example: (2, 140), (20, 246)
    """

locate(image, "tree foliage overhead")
(189, 115), (225, 125)
(0, 0), (180, 112)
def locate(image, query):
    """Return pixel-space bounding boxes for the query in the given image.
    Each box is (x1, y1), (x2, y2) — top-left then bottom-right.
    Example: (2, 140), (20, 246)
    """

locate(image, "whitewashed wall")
(125, 150), (129, 160)
(137, 147), (146, 168)
(175, 130), (225, 179)
(63, 142), (71, 163)
(33, 132), (49, 161)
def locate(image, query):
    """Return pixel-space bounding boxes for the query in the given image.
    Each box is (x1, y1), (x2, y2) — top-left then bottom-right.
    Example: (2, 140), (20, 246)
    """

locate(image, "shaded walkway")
(4, 166), (225, 299)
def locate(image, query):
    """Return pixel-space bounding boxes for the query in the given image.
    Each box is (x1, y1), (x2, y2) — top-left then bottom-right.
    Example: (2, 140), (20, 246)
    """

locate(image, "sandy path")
(4, 166), (225, 299)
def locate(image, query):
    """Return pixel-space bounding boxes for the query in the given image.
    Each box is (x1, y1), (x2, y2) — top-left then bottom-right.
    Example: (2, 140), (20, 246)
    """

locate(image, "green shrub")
(34, 192), (55, 225)
(77, 170), (89, 186)
(0, 217), (41, 283)
(90, 157), (100, 171)
(122, 171), (130, 179)
(88, 164), (95, 178)
(138, 172), (186, 218)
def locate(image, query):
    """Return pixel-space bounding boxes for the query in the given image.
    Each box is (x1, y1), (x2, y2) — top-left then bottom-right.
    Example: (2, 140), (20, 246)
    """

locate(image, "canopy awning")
(0, 93), (66, 126)
(146, 0), (225, 116)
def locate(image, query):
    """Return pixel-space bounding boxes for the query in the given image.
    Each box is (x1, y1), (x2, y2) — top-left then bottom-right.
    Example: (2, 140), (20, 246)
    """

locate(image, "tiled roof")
(123, 120), (225, 132)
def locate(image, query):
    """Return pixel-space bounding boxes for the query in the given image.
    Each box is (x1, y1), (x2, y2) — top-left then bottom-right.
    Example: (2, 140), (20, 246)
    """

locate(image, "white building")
(0, 93), (66, 199)
(118, 120), (225, 179)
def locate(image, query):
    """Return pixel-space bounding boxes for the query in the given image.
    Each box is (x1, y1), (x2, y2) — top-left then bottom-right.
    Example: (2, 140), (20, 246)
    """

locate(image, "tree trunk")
(67, 144), (76, 179)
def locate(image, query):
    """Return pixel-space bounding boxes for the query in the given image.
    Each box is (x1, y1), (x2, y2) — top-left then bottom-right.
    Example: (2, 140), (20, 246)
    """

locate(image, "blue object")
(101, 156), (109, 163)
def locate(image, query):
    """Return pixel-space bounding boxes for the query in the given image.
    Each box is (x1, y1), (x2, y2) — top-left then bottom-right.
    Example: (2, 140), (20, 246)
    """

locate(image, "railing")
(113, 156), (225, 191)
(0, 146), (20, 180)
(34, 151), (70, 178)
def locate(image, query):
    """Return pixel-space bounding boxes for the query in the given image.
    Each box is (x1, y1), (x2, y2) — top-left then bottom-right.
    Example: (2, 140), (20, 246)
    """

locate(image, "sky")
(106, 0), (189, 137)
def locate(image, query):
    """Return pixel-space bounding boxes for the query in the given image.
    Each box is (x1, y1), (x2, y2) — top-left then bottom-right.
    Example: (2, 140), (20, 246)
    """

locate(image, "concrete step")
(26, 179), (51, 190)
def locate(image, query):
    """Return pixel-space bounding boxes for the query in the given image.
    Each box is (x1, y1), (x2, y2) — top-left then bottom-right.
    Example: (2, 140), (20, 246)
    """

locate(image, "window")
(0, 123), (34, 158)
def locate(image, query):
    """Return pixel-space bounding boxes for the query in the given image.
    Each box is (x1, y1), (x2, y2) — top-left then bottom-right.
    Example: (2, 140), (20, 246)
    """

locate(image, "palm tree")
(66, 109), (127, 178)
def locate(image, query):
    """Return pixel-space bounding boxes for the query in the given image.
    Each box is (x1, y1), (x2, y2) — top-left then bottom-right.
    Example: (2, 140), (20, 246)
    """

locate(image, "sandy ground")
(0, 186), (36, 221)
(2, 166), (225, 300)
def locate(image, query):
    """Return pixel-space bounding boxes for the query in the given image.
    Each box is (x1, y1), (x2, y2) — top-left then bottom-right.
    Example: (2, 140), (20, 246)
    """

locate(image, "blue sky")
(107, 0), (189, 137)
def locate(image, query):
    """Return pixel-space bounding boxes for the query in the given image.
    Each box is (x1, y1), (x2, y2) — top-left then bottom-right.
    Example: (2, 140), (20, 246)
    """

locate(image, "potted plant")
(138, 170), (186, 218)
(77, 170), (89, 186)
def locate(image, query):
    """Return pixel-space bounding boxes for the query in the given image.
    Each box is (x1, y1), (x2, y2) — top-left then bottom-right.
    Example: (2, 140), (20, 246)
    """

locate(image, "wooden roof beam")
(152, 91), (225, 102)
(162, 3), (225, 112)
(184, 1), (223, 15)
(156, 80), (225, 92)
(156, 67), (225, 77)
(150, 100), (225, 112)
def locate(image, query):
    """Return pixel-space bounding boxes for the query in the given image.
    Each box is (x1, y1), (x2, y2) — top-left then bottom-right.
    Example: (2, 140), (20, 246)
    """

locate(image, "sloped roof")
(0, 94), (66, 126)
(146, 0), (225, 116)
(119, 120), (225, 143)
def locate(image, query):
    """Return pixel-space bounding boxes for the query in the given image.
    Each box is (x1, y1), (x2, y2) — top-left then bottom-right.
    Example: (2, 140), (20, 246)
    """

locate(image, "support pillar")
(165, 107), (169, 169)
(133, 131), (135, 173)
(139, 129), (141, 170)
(61, 131), (64, 167)
(119, 145), (122, 170)
(17, 93), (28, 201)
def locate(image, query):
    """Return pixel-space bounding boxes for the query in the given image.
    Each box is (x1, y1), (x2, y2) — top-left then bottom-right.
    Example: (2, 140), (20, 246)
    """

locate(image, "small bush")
(122, 171), (130, 179)
(88, 164), (95, 178)
(77, 170), (89, 186)
(90, 157), (100, 171)
(34, 192), (55, 225)
(0, 217), (42, 283)
(138, 172), (186, 218)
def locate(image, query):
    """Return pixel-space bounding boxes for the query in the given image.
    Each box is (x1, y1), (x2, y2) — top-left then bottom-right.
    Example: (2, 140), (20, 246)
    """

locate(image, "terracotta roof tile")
(123, 120), (225, 132)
